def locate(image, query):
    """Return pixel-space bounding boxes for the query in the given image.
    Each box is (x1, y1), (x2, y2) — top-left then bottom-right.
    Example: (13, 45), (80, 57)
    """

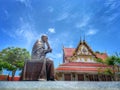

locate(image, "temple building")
(56, 39), (114, 81)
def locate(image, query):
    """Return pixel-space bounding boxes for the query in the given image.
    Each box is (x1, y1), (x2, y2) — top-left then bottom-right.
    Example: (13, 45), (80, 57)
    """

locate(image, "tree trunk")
(113, 66), (116, 81)
(0, 68), (3, 74)
(117, 65), (119, 72)
(11, 70), (16, 81)
(0, 70), (2, 74)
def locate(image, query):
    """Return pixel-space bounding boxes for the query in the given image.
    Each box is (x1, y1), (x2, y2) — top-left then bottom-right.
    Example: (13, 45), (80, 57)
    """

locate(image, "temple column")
(93, 74), (95, 81)
(75, 73), (78, 81)
(84, 74), (86, 81)
(62, 73), (64, 81)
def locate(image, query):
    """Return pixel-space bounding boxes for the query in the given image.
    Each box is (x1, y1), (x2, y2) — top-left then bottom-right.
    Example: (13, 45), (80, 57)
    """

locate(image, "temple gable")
(71, 41), (97, 63)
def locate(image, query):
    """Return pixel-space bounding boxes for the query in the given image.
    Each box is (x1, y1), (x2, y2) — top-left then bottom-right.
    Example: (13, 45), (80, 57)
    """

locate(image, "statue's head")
(41, 34), (48, 42)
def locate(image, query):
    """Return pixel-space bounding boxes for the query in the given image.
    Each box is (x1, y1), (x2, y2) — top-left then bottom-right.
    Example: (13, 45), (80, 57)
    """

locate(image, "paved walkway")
(0, 81), (120, 90)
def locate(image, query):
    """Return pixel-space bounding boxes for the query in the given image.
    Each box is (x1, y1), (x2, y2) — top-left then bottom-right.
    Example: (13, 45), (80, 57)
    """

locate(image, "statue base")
(20, 59), (54, 81)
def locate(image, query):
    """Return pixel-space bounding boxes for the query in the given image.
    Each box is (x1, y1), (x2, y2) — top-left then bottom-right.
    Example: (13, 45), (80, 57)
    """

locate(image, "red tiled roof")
(56, 67), (100, 72)
(63, 48), (75, 57)
(56, 62), (112, 72)
(95, 53), (108, 60)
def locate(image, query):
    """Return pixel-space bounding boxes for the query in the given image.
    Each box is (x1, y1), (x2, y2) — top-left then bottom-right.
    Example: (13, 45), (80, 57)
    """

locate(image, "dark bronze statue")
(20, 35), (54, 81)
(31, 35), (52, 60)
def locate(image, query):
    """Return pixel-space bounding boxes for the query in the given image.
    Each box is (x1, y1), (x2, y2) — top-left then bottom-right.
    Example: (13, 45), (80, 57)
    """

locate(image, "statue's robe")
(20, 40), (54, 81)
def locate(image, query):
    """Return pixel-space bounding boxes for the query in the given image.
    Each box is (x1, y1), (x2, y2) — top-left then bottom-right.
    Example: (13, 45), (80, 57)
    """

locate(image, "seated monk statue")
(31, 35), (54, 81)
(20, 35), (54, 81)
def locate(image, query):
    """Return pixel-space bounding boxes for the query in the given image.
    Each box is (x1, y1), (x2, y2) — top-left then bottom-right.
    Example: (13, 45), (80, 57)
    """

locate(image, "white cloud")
(4, 19), (38, 51)
(86, 29), (98, 36)
(47, 31), (71, 53)
(104, 0), (120, 12)
(68, 44), (73, 48)
(48, 28), (56, 33)
(52, 2), (76, 23)
(56, 53), (62, 58)
(75, 16), (90, 28)
(108, 13), (119, 21)
(15, 24), (36, 47)
(47, 53), (62, 60)
(10, 17), (39, 49)
(56, 12), (69, 21)
(4, 10), (9, 18)
(104, 0), (120, 22)
(16, 0), (31, 8)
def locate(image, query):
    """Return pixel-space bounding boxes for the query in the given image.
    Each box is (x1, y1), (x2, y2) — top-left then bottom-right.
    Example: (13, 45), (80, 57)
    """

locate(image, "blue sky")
(0, 0), (120, 75)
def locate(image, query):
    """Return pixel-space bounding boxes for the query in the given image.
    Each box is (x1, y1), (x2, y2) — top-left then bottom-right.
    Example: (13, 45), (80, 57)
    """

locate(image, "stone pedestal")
(20, 59), (54, 81)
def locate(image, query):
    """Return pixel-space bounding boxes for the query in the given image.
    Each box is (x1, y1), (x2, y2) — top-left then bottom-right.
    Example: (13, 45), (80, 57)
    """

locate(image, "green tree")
(0, 47), (30, 80)
(95, 58), (104, 64)
(104, 68), (113, 75)
(95, 58), (106, 77)
(0, 59), (4, 74)
(105, 55), (120, 80)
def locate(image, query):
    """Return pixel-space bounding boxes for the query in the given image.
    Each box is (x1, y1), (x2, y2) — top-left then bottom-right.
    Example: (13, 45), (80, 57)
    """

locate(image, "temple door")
(78, 74), (84, 81)
(94, 75), (99, 81)
(89, 74), (94, 81)
(64, 74), (71, 81)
